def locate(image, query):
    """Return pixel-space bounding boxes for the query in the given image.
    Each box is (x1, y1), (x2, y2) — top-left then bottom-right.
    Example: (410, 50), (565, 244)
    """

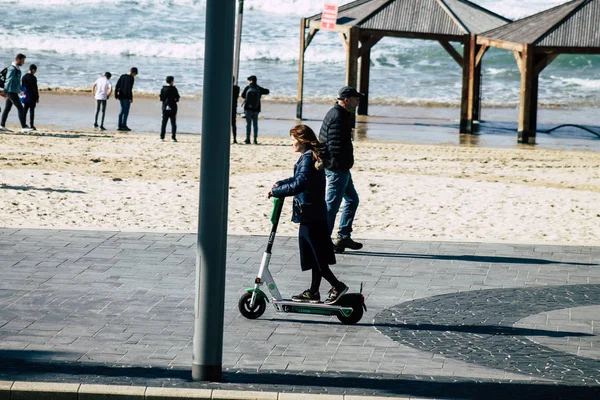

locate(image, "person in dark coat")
(269, 124), (348, 304)
(231, 77), (240, 144)
(319, 86), (364, 253)
(114, 67), (138, 131)
(159, 76), (180, 142)
(241, 75), (269, 144)
(21, 64), (39, 130)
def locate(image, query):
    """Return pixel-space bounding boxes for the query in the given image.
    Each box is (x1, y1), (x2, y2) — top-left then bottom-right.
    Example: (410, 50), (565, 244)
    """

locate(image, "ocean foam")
(0, 0), (572, 18)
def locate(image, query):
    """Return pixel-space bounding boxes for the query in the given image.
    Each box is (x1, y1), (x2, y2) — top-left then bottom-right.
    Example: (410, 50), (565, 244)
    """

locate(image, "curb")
(0, 381), (426, 400)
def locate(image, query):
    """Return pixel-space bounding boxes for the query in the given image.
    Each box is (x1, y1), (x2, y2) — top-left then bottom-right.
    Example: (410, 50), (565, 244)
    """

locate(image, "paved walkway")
(0, 228), (599, 399)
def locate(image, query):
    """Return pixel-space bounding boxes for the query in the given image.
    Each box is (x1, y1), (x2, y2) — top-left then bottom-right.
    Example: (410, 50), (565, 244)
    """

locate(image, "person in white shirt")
(91, 72), (112, 131)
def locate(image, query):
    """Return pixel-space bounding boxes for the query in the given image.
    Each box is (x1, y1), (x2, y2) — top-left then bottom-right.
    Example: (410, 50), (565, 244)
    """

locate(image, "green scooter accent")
(245, 288), (270, 303)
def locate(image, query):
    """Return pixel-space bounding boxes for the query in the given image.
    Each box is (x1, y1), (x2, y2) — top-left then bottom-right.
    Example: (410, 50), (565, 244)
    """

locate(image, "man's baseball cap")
(337, 86), (364, 100)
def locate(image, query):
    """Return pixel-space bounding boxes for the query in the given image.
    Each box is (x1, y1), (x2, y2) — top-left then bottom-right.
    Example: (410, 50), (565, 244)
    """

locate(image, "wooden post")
(296, 18), (306, 119)
(459, 35), (472, 133)
(472, 43), (483, 122)
(460, 35), (486, 134)
(345, 28), (359, 89)
(518, 44), (537, 144)
(358, 37), (371, 116)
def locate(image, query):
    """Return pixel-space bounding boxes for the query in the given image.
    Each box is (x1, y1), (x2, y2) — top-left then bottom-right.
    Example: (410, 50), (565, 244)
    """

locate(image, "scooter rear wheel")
(238, 292), (266, 319)
(336, 297), (364, 325)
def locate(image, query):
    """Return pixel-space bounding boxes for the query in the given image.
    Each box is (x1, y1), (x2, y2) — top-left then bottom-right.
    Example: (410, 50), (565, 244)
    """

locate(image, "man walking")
(114, 67), (138, 131)
(0, 54), (32, 132)
(241, 75), (269, 144)
(92, 72), (112, 131)
(319, 86), (363, 253)
(21, 64), (39, 130)
(159, 75), (180, 142)
(231, 77), (240, 144)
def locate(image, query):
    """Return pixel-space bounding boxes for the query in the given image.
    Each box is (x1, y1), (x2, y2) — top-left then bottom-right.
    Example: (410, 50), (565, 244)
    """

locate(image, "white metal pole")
(233, 0), (244, 85)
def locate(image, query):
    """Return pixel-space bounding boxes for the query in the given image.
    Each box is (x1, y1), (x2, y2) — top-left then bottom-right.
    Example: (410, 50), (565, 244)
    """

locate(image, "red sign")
(321, 4), (338, 31)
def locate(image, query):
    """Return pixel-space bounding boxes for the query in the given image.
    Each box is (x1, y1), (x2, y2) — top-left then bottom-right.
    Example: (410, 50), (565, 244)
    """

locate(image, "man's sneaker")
(253, 140), (258, 145)
(21, 127), (33, 132)
(324, 283), (348, 305)
(94, 123), (98, 128)
(0, 126), (11, 132)
(31, 126), (37, 131)
(244, 139), (251, 144)
(124, 126), (132, 131)
(117, 127), (126, 131)
(172, 137), (177, 142)
(333, 236), (363, 253)
(292, 289), (320, 303)
(99, 126), (106, 131)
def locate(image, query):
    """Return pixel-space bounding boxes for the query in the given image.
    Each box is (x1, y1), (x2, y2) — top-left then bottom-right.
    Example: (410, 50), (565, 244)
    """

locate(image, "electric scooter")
(238, 197), (366, 325)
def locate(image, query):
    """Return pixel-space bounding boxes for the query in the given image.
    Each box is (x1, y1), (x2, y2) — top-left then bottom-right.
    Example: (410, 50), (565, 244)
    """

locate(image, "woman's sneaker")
(324, 283), (348, 305)
(292, 289), (320, 303)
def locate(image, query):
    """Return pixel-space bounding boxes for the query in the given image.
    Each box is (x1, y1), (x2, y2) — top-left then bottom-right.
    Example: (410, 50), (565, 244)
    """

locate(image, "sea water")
(0, 0), (598, 107)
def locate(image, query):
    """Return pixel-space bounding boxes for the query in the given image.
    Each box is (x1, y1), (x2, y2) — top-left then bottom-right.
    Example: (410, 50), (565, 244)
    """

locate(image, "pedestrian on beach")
(268, 124), (348, 304)
(21, 64), (39, 131)
(114, 67), (138, 131)
(241, 75), (269, 144)
(159, 75), (180, 142)
(231, 76), (240, 144)
(92, 72), (112, 131)
(0, 54), (32, 132)
(319, 86), (364, 253)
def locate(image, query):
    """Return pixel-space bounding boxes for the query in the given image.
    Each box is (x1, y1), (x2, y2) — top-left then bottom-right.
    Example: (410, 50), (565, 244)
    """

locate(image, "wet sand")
(8, 91), (600, 151)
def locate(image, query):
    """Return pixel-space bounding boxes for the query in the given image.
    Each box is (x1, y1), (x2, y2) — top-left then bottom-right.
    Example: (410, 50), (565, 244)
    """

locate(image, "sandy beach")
(1, 115), (599, 245)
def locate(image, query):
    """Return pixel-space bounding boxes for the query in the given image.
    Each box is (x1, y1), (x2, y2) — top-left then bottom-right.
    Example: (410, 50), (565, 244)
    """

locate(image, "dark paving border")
(374, 285), (600, 385)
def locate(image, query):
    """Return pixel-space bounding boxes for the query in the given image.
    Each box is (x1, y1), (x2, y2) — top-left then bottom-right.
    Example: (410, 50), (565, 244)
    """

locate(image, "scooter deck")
(273, 299), (353, 312)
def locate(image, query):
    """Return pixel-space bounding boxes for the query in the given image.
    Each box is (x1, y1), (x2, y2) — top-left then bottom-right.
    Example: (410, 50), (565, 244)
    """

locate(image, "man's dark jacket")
(160, 85), (180, 112)
(271, 151), (327, 224)
(115, 74), (135, 100)
(241, 83), (269, 112)
(21, 73), (39, 103)
(318, 103), (354, 171)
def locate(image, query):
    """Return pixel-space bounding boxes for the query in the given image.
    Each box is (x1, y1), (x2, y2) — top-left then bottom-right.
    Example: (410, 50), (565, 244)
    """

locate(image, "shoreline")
(2, 92), (600, 152)
(35, 88), (599, 109)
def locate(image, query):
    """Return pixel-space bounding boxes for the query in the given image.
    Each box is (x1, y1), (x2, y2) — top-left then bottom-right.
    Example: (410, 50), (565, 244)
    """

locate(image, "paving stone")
(211, 389), (277, 399)
(11, 382), (79, 400)
(144, 387), (212, 399)
(79, 384), (145, 399)
(0, 229), (599, 399)
(0, 381), (12, 400)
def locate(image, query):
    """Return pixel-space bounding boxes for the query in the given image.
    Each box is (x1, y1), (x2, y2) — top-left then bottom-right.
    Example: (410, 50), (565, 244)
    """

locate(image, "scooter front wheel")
(336, 296), (364, 325)
(238, 292), (267, 319)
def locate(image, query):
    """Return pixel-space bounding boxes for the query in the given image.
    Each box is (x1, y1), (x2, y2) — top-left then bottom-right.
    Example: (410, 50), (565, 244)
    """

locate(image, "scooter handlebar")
(270, 197), (284, 225)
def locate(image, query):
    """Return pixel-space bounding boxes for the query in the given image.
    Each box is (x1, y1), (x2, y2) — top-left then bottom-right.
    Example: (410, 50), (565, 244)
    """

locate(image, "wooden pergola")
(477, 0), (600, 144)
(297, 0), (510, 134)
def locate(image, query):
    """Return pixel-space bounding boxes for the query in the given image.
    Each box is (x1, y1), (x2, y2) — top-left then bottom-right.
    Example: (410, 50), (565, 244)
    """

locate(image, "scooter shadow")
(267, 318), (593, 338)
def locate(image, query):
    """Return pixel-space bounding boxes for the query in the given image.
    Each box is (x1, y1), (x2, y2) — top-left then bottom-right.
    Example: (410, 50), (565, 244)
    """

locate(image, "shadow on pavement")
(0, 350), (597, 400)
(268, 318), (595, 337)
(347, 251), (597, 266)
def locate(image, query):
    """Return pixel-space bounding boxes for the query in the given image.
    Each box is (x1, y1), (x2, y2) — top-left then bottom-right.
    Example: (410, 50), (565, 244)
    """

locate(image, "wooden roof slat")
(307, 0), (510, 36)
(480, 0), (588, 45)
(537, 0), (600, 47)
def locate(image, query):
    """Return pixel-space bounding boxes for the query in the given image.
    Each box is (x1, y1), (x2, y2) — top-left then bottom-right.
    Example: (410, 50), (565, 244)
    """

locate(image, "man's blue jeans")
(245, 110), (259, 141)
(325, 169), (359, 239)
(118, 99), (131, 128)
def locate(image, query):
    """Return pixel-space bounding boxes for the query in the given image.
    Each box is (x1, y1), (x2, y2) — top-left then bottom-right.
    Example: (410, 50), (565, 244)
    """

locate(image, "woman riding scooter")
(268, 125), (348, 304)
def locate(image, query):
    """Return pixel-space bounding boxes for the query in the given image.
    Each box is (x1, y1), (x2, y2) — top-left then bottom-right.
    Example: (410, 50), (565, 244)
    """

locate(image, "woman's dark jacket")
(271, 150), (327, 224)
